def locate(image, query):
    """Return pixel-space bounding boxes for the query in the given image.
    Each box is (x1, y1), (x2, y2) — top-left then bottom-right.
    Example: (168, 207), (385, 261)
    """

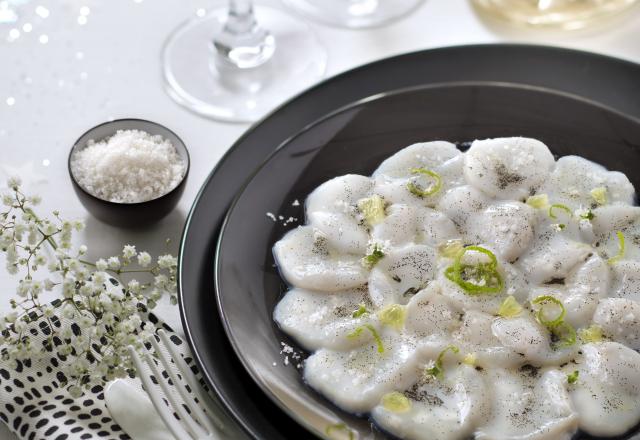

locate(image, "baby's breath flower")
(2, 195), (13, 206)
(127, 279), (141, 294)
(78, 245), (87, 255)
(122, 245), (137, 259)
(95, 258), (108, 271)
(7, 176), (21, 190)
(137, 251), (151, 267)
(157, 254), (177, 269)
(107, 256), (121, 270)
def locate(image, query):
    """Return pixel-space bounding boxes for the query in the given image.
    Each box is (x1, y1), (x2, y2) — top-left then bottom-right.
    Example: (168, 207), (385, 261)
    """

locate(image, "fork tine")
(128, 346), (191, 440)
(149, 334), (216, 435)
(142, 341), (208, 439)
(157, 330), (226, 429)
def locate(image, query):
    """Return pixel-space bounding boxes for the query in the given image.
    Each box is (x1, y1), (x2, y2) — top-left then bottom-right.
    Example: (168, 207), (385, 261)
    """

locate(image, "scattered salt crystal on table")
(70, 129), (186, 203)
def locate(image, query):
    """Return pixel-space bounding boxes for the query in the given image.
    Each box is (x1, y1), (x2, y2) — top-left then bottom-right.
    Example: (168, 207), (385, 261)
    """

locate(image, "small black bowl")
(68, 119), (190, 228)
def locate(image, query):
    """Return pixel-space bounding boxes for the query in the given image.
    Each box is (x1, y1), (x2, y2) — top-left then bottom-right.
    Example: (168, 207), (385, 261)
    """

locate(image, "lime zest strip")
(362, 244), (385, 268)
(590, 187), (607, 205)
(498, 295), (523, 318)
(377, 304), (406, 331)
(444, 246), (503, 295)
(567, 370), (579, 384)
(526, 194), (549, 209)
(548, 204), (572, 220)
(347, 324), (384, 353)
(357, 195), (386, 226)
(352, 304), (369, 318)
(578, 324), (603, 343)
(381, 391), (412, 413)
(407, 167), (442, 197)
(426, 345), (459, 379)
(551, 321), (577, 349)
(532, 295), (566, 328)
(608, 231), (626, 265)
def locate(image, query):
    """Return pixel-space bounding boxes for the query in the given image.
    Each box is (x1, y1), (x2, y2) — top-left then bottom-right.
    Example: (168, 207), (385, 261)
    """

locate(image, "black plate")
(178, 45), (640, 440)
(215, 82), (640, 439)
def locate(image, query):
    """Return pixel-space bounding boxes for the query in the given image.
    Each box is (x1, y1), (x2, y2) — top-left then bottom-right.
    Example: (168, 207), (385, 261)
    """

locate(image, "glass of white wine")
(162, 0), (327, 123)
(471, 0), (639, 29)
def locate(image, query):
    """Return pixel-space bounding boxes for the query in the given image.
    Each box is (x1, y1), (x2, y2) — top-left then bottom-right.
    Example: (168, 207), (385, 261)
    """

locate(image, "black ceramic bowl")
(68, 119), (190, 228)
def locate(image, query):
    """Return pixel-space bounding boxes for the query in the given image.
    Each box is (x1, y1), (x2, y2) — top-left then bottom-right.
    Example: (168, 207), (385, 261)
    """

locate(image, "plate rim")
(178, 43), (640, 439)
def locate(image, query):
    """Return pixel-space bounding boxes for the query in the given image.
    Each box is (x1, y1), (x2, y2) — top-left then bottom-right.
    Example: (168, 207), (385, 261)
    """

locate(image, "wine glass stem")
(213, 0), (276, 69)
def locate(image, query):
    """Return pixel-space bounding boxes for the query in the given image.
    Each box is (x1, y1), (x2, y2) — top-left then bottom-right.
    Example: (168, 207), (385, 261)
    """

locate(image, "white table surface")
(1, 0), (639, 438)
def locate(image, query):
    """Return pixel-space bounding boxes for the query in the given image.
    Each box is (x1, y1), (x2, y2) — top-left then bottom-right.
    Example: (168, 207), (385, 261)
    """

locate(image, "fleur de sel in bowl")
(70, 129), (187, 203)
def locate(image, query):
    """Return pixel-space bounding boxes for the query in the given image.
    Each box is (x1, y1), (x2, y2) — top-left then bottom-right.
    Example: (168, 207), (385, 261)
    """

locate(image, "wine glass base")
(162, 6), (327, 123)
(282, 0), (425, 29)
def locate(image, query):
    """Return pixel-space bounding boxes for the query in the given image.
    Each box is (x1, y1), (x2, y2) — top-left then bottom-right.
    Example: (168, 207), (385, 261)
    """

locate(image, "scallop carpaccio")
(272, 137), (640, 440)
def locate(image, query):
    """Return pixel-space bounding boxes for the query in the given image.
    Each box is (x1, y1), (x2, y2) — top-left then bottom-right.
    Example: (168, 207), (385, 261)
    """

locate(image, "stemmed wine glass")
(282, 0), (425, 29)
(162, 0), (327, 122)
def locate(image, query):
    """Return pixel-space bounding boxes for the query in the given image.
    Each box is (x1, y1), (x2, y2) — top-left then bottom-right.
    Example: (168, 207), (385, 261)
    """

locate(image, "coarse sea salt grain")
(70, 129), (186, 203)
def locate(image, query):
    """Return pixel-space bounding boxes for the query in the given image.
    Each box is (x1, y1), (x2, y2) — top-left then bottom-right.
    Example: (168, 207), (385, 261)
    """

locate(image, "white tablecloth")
(1, 0), (639, 438)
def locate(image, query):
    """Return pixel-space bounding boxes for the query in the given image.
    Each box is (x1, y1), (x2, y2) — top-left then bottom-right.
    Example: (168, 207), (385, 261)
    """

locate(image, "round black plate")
(215, 82), (640, 439)
(178, 45), (640, 440)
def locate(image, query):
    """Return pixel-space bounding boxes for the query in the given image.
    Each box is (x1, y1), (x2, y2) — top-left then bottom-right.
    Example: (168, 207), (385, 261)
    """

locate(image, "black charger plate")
(178, 45), (640, 440)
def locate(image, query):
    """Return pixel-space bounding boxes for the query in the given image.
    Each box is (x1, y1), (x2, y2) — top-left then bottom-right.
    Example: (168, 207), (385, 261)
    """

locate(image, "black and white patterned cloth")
(0, 286), (204, 440)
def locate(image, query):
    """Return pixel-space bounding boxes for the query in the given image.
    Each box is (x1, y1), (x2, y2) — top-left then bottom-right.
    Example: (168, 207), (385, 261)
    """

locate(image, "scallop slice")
(371, 204), (459, 249)
(373, 142), (464, 207)
(466, 202), (536, 262)
(404, 283), (461, 337)
(273, 288), (380, 351)
(273, 226), (367, 291)
(476, 368), (578, 440)
(590, 204), (640, 236)
(567, 342), (640, 437)
(463, 137), (555, 200)
(370, 364), (488, 440)
(368, 244), (437, 307)
(611, 260), (640, 301)
(303, 334), (422, 414)
(492, 314), (578, 367)
(593, 298), (640, 350)
(452, 310), (522, 369)
(539, 155), (635, 208)
(307, 211), (369, 255)
(306, 174), (374, 216)
(516, 235), (592, 285)
(436, 185), (491, 233)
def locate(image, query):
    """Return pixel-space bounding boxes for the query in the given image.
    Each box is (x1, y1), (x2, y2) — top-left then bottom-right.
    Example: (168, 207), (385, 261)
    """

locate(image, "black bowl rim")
(213, 79), (640, 438)
(177, 43), (640, 439)
(67, 117), (191, 206)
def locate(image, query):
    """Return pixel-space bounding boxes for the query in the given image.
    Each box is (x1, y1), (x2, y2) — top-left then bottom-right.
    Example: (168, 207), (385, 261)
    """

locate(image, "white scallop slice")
(368, 244), (437, 307)
(371, 204), (459, 249)
(303, 334), (422, 414)
(371, 364), (488, 440)
(568, 342), (640, 437)
(491, 315), (578, 367)
(307, 211), (369, 255)
(593, 298), (640, 350)
(476, 368), (578, 440)
(463, 137), (555, 200)
(273, 288), (380, 351)
(306, 174), (374, 216)
(540, 155), (635, 208)
(436, 185), (490, 233)
(516, 235), (592, 284)
(404, 283), (461, 337)
(273, 226), (367, 291)
(373, 142), (464, 207)
(466, 202), (536, 262)
(590, 204), (640, 237)
(611, 260), (640, 301)
(452, 310), (522, 369)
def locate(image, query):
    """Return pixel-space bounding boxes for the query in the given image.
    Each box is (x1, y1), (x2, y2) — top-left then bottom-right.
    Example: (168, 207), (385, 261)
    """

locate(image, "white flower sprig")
(0, 178), (178, 397)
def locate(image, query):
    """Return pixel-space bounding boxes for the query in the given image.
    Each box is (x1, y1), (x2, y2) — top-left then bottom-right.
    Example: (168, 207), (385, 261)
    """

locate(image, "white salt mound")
(70, 129), (186, 203)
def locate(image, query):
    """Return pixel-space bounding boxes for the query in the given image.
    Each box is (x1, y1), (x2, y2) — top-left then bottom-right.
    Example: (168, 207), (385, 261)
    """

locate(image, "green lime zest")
(526, 194), (549, 209)
(352, 304), (369, 318)
(551, 321), (577, 350)
(347, 324), (384, 353)
(362, 244), (385, 268)
(590, 187), (607, 205)
(532, 295), (566, 328)
(377, 304), (406, 331)
(548, 204), (572, 220)
(426, 345), (459, 379)
(407, 167), (442, 197)
(381, 391), (412, 413)
(462, 352), (477, 366)
(567, 370), (579, 384)
(357, 195), (386, 226)
(608, 231), (626, 265)
(579, 209), (595, 221)
(444, 246), (503, 295)
(498, 295), (523, 318)
(325, 422), (354, 440)
(578, 324), (603, 343)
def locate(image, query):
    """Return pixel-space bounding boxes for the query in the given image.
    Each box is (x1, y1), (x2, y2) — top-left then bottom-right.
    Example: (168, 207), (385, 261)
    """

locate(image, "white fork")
(128, 330), (227, 440)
